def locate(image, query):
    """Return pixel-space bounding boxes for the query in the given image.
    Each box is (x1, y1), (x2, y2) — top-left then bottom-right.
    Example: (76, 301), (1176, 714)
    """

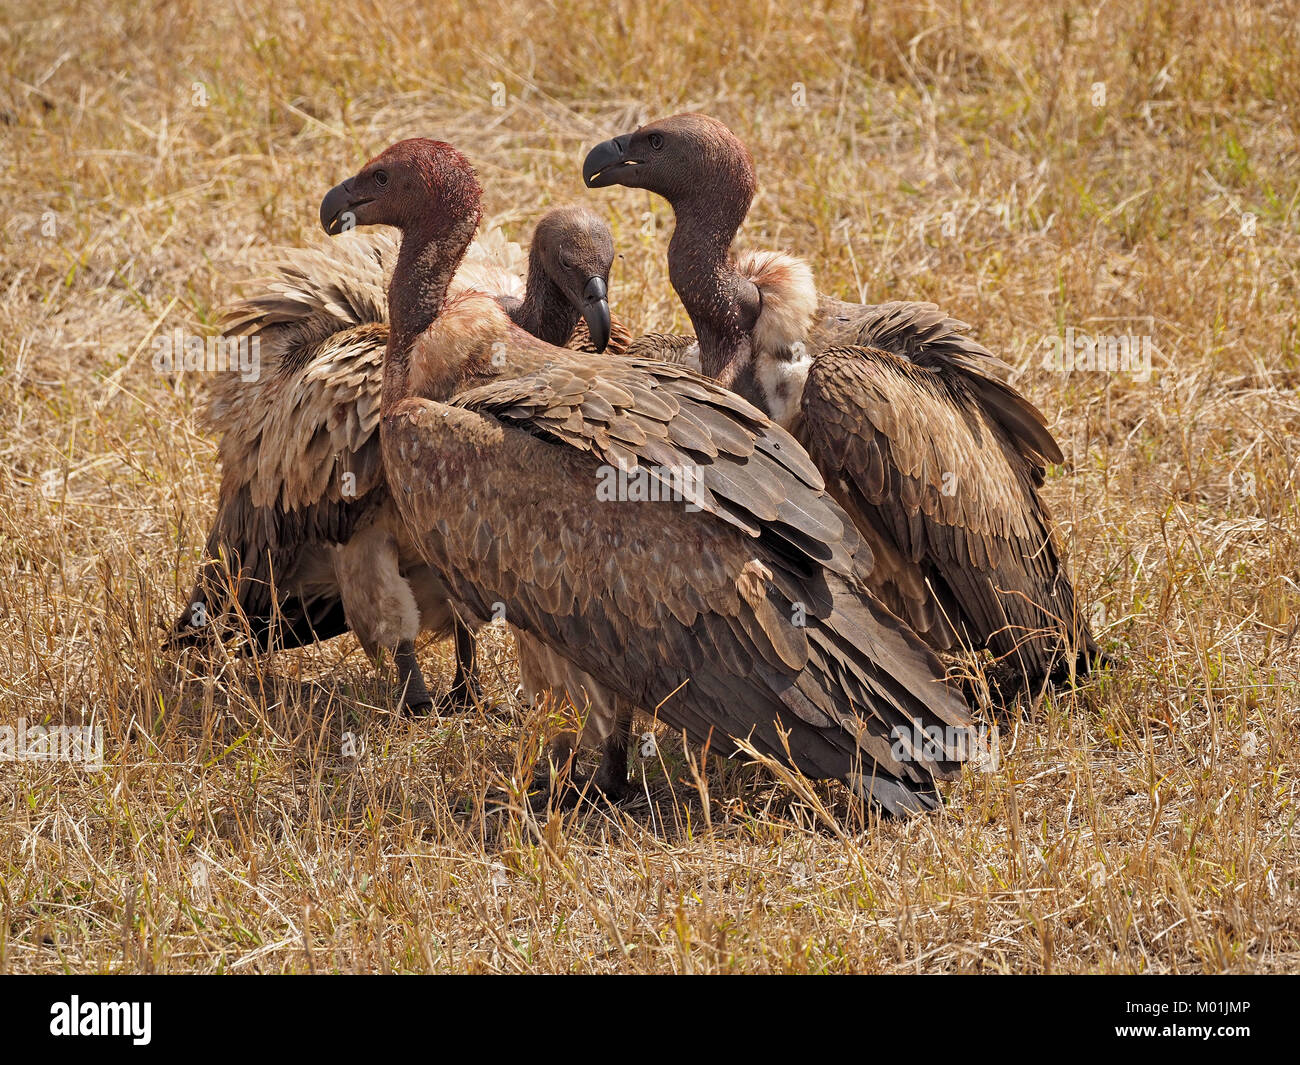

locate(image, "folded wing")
(385, 357), (973, 813)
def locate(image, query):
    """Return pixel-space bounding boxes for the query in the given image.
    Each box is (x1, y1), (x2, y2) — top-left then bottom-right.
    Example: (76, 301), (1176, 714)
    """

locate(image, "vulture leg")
(335, 516), (433, 713)
(436, 615), (482, 713)
(516, 632), (635, 806)
(535, 715), (632, 809)
(393, 639), (434, 714)
(589, 697), (634, 802)
(538, 731), (581, 807)
(528, 695), (634, 809)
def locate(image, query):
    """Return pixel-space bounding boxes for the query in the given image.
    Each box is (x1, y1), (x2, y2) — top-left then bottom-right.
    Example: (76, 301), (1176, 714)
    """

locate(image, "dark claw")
(398, 674), (435, 715)
(435, 675), (483, 715)
(528, 732), (631, 812)
(590, 762), (631, 803)
(529, 768), (617, 813)
(402, 691), (435, 715)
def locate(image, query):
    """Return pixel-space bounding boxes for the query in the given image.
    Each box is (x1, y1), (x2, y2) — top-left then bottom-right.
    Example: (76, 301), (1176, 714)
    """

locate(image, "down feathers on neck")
(733, 250), (818, 357)
(733, 250), (818, 428)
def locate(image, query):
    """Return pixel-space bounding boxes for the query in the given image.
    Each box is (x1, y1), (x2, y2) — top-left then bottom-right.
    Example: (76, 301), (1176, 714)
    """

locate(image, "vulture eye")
(373, 170), (389, 187)
(648, 133), (664, 150)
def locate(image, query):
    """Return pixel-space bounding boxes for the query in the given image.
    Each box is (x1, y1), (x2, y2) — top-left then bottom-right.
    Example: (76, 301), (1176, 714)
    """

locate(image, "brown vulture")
(583, 113), (1100, 698)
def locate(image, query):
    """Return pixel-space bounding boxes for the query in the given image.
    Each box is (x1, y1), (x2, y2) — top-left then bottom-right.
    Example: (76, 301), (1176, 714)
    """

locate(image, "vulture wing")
(175, 235), (398, 647)
(809, 297), (1064, 470)
(179, 227), (618, 650)
(797, 346), (1095, 686)
(177, 321), (389, 648)
(384, 357), (973, 813)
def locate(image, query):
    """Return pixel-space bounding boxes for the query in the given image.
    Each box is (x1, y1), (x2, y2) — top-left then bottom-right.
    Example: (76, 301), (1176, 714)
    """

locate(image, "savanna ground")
(1, 0), (1297, 974)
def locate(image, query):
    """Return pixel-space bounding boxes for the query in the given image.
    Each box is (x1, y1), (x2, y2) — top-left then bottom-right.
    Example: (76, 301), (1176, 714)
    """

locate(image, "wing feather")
(382, 348), (974, 813)
(799, 345), (1094, 681)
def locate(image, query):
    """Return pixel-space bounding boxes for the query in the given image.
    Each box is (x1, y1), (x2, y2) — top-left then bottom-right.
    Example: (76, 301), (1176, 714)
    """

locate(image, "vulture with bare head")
(584, 113), (1100, 697)
(315, 136), (975, 814)
(173, 204), (627, 712)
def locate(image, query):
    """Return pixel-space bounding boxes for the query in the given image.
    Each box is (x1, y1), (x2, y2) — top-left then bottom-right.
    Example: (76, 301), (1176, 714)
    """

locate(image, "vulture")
(583, 114), (1100, 697)
(313, 136), (976, 814)
(173, 205), (627, 712)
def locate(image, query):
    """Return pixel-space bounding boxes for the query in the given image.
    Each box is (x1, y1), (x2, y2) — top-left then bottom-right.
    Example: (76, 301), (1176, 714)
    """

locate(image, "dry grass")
(2, 0), (1298, 973)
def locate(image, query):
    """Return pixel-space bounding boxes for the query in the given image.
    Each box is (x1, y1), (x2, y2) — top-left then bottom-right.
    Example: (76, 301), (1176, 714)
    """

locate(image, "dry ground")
(1, 0), (1298, 973)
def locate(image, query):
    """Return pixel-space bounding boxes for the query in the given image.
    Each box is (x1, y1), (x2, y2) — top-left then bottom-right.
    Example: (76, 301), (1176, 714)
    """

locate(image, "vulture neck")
(384, 212), (479, 414)
(514, 250), (579, 347)
(666, 198), (756, 392)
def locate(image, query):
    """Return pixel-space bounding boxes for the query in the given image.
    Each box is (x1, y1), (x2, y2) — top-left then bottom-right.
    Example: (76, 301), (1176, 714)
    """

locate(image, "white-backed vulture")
(314, 136), (976, 814)
(583, 114), (1100, 697)
(173, 206), (627, 712)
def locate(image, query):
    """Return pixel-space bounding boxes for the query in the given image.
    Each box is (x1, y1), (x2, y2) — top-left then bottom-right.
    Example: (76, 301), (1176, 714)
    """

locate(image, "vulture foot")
(529, 769), (628, 812)
(436, 675), (484, 715)
(530, 731), (631, 811)
(434, 614), (483, 714)
(977, 641), (1113, 714)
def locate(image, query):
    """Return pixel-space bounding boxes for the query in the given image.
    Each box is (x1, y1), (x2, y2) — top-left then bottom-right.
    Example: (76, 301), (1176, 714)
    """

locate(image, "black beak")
(581, 275), (611, 352)
(320, 178), (368, 235)
(583, 134), (634, 188)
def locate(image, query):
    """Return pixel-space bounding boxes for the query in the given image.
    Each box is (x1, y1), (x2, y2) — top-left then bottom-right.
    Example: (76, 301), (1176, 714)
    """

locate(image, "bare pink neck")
(667, 197), (758, 382)
(382, 212), (479, 414)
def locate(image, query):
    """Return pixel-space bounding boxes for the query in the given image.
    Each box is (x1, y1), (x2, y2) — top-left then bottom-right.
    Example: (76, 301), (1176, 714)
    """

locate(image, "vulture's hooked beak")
(581, 275), (611, 352)
(320, 178), (371, 235)
(583, 134), (637, 188)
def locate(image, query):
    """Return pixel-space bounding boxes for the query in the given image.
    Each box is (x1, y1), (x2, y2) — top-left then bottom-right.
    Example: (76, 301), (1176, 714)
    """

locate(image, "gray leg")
(436, 614), (482, 713)
(394, 639), (434, 714)
(536, 699), (635, 809)
(590, 697), (634, 801)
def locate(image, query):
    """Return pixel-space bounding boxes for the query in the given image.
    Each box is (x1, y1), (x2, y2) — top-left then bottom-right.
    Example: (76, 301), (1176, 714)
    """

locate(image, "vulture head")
(582, 113), (756, 219)
(529, 205), (615, 352)
(321, 138), (485, 354)
(584, 114), (762, 386)
(320, 137), (482, 238)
